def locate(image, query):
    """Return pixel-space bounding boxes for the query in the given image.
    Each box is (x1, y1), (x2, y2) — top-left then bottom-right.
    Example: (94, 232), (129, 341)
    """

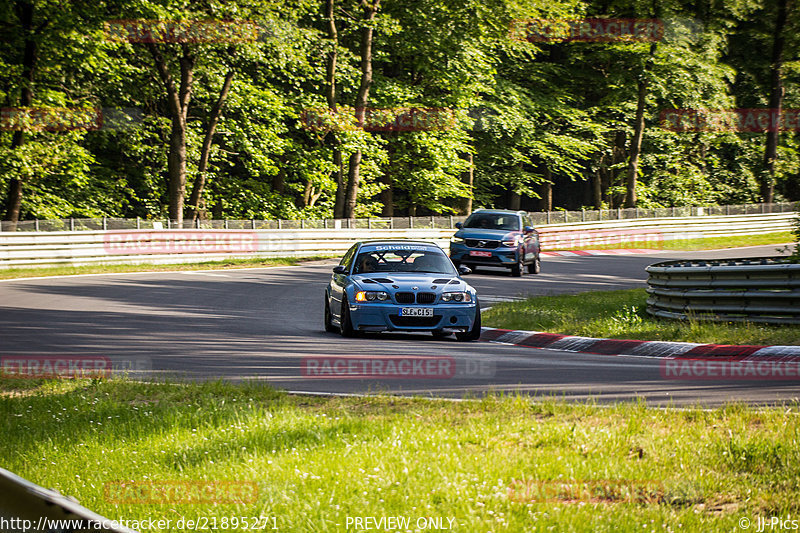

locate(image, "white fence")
(0, 212), (795, 269)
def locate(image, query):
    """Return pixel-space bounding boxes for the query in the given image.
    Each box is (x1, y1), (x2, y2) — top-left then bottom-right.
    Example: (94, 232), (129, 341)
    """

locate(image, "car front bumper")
(348, 302), (478, 332)
(449, 244), (519, 267)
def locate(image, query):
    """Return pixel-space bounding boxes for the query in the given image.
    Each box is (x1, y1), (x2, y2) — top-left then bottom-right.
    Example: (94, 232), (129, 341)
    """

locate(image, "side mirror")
(332, 265), (347, 275)
(458, 265), (472, 275)
(454, 222), (463, 229)
(523, 225), (534, 234)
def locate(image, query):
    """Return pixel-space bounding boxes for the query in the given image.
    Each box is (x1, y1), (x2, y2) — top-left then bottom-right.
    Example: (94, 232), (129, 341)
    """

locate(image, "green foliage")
(1, 0), (799, 220)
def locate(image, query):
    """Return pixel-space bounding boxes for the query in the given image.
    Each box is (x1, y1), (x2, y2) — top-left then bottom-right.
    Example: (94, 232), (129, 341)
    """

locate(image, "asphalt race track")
(1, 245), (798, 406)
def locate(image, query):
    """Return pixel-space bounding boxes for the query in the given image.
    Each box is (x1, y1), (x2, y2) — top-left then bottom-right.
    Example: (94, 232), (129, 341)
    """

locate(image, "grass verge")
(546, 231), (794, 252)
(483, 288), (800, 345)
(2, 378), (798, 532)
(0, 256), (337, 280)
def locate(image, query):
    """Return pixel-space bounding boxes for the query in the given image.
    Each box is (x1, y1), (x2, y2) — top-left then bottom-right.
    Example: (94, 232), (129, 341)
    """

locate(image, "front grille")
(389, 315), (441, 327)
(466, 239), (499, 249)
(416, 292), (436, 304)
(395, 292), (415, 304)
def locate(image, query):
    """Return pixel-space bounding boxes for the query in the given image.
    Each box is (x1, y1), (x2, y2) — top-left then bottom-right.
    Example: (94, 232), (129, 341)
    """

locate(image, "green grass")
(0, 255), (337, 280)
(2, 378), (799, 532)
(483, 288), (800, 345)
(547, 231), (794, 252)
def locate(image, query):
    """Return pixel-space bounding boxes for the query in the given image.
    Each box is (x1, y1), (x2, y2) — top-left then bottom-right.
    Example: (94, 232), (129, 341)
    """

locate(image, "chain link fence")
(1, 202), (795, 232)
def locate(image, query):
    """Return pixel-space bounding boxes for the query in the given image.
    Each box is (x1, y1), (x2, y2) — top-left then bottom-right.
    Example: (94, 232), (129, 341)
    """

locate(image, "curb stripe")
(479, 327), (800, 358)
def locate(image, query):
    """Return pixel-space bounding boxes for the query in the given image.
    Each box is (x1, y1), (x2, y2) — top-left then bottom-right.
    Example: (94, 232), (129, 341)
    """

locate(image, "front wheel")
(456, 305), (481, 342)
(510, 250), (523, 277)
(527, 256), (541, 274)
(339, 296), (356, 337)
(324, 296), (338, 333)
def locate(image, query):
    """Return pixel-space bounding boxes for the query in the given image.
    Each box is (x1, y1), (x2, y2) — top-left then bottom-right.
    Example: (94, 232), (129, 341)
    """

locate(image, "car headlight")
(501, 236), (521, 247)
(450, 236), (465, 244)
(355, 291), (388, 302)
(441, 292), (472, 303)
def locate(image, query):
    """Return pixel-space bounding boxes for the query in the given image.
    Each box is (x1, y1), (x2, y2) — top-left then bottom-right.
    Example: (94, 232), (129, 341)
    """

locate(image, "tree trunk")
(326, 0), (347, 219)
(148, 43), (194, 226)
(762, 0), (787, 204)
(3, 1), (37, 226)
(380, 173), (393, 215)
(625, 43), (656, 208)
(461, 152), (473, 214)
(344, 151), (362, 218)
(189, 69), (234, 221)
(592, 159), (603, 209)
(539, 167), (553, 211)
(343, 0), (380, 219)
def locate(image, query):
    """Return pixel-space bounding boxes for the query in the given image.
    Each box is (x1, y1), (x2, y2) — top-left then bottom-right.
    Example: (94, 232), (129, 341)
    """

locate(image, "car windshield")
(463, 213), (520, 230)
(353, 249), (456, 275)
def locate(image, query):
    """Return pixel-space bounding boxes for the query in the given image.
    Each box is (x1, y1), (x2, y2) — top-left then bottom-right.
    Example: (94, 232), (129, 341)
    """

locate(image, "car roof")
(469, 209), (526, 216)
(356, 239), (444, 248)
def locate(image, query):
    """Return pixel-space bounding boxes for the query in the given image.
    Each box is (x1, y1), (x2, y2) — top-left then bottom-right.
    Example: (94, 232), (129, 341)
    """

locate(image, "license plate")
(469, 250), (492, 257)
(401, 308), (434, 317)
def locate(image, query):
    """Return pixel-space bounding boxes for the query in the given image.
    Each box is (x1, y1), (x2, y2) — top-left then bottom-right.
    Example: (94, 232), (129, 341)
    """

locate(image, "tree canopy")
(1, 0), (798, 223)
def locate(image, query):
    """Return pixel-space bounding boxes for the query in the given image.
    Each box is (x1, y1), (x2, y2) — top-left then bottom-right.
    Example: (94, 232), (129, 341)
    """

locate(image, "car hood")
(352, 273), (470, 293)
(455, 228), (520, 241)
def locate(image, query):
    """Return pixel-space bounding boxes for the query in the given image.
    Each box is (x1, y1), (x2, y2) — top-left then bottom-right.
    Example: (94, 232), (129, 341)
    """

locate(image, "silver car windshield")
(464, 213), (520, 231)
(353, 250), (456, 275)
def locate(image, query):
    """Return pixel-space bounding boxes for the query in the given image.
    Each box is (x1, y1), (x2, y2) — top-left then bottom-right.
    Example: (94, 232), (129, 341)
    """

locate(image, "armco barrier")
(0, 212), (796, 269)
(646, 257), (800, 324)
(0, 467), (137, 532)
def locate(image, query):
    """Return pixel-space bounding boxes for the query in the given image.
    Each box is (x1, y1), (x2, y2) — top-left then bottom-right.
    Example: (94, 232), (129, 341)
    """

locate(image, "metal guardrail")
(645, 257), (800, 324)
(0, 212), (796, 269)
(1, 202), (796, 232)
(0, 467), (138, 533)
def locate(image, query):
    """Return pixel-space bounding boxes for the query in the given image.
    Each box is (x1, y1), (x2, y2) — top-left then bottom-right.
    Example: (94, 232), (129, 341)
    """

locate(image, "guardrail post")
(617, 208), (621, 219)
(409, 216), (413, 229)
(449, 215), (453, 228)
(368, 218), (372, 229)
(35, 219), (39, 231)
(301, 219), (305, 229)
(390, 217), (394, 229)
(277, 219), (281, 230)
(581, 209), (585, 222)
(102, 217), (107, 231)
(70, 218), (74, 231)
(167, 219), (171, 229)
(546, 211), (551, 224)
(430, 215), (435, 228)
(251, 219), (255, 229)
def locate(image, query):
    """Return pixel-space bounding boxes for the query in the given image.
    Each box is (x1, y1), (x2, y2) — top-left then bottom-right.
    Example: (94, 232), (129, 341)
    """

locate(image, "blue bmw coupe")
(324, 240), (481, 341)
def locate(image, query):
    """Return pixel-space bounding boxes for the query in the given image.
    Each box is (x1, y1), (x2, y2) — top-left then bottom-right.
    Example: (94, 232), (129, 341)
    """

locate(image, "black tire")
(324, 296), (338, 333)
(510, 250), (523, 277)
(527, 255), (541, 274)
(432, 329), (451, 338)
(339, 296), (356, 337)
(456, 304), (481, 342)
